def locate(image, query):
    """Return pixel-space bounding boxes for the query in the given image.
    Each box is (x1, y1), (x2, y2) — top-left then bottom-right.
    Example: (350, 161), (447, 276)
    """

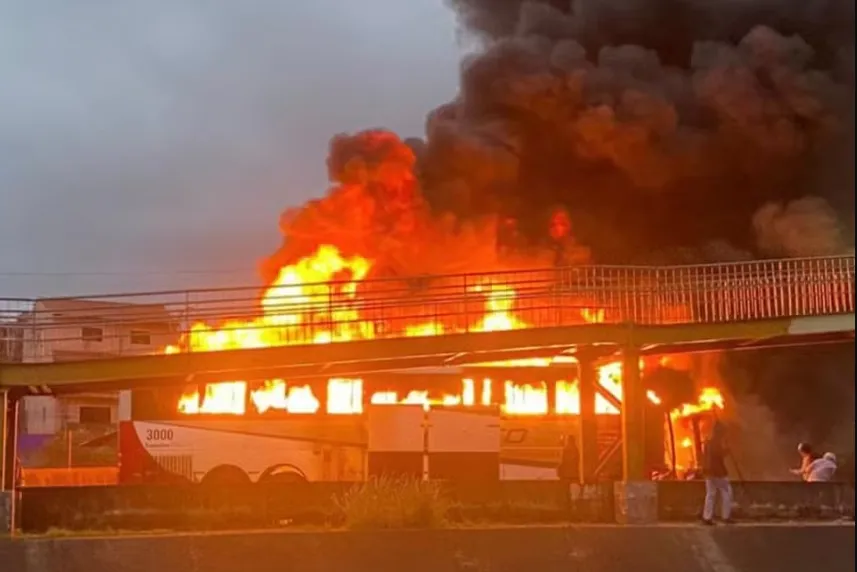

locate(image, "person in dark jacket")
(557, 435), (580, 483)
(701, 421), (732, 525)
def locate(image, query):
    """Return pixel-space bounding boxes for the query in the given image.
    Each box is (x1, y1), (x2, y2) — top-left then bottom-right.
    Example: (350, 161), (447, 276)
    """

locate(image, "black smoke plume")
(415, 0), (854, 263)
(265, 0), (855, 453)
(270, 0), (853, 270)
(417, 2), (856, 453)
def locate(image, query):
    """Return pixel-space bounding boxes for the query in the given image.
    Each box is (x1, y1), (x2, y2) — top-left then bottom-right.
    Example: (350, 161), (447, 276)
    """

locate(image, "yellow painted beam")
(0, 323), (633, 388)
(0, 316), (853, 390)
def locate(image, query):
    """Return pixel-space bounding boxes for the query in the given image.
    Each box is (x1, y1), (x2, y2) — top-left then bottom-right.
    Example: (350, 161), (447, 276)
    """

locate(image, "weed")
(335, 476), (448, 530)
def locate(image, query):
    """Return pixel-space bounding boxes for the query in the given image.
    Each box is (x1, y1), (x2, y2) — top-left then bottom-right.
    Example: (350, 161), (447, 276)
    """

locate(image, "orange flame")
(670, 387), (725, 420)
(167, 244), (586, 415)
(167, 244), (720, 424)
(167, 245), (540, 354)
(175, 374), (718, 418)
(669, 387), (726, 474)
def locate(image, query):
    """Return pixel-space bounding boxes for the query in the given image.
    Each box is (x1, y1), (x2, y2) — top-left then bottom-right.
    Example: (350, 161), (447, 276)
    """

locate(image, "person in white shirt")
(806, 452), (838, 482)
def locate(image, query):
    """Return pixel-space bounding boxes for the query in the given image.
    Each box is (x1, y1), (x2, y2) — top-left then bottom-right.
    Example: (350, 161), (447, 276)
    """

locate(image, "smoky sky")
(259, 0), (855, 284)
(255, 0), (855, 444)
(2, 0), (854, 301)
(0, 0), (459, 297)
(415, 0), (855, 265)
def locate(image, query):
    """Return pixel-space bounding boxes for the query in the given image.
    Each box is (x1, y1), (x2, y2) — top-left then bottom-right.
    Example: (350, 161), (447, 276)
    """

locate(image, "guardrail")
(1, 255), (854, 362)
(13, 480), (856, 533)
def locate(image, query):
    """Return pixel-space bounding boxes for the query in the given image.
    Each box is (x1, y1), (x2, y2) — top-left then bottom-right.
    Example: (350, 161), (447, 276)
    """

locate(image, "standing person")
(557, 435), (580, 483)
(701, 422), (733, 525)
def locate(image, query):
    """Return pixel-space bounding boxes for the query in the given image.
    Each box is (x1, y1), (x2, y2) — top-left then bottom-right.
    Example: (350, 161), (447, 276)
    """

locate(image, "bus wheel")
(200, 465), (251, 487)
(259, 466), (307, 485)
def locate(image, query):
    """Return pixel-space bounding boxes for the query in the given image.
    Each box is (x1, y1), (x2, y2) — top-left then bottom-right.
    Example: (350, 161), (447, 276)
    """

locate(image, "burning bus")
(117, 245), (724, 485)
(117, 364), (722, 485)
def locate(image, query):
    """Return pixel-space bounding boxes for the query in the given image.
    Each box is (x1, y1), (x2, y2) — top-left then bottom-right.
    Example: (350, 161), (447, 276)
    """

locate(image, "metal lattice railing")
(1, 255), (853, 363)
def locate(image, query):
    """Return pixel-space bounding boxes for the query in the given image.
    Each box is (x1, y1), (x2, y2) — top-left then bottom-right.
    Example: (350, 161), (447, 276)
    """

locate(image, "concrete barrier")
(658, 481), (855, 521)
(0, 524), (853, 572)
(17, 480), (853, 532)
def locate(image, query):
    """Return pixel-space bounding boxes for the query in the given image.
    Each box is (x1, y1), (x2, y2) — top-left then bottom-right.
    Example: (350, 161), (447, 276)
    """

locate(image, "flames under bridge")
(1, 255), (855, 484)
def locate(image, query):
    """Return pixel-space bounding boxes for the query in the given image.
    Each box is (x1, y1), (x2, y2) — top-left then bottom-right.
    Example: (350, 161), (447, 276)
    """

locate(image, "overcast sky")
(0, 1), (460, 298)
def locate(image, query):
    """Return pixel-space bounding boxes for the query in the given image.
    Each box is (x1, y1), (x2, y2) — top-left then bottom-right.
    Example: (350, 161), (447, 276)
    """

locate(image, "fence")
(17, 424), (117, 476)
(1, 256), (853, 362)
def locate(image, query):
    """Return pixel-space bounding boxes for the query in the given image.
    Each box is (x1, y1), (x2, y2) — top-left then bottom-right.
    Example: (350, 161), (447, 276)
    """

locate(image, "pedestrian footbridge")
(0, 256), (853, 394)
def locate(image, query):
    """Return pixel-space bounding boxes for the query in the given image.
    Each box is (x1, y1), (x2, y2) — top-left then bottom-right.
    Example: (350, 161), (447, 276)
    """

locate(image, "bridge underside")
(1, 314), (853, 395)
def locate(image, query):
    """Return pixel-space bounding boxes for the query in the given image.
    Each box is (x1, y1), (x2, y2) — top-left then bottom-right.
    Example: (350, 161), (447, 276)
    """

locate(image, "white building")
(7, 298), (178, 437)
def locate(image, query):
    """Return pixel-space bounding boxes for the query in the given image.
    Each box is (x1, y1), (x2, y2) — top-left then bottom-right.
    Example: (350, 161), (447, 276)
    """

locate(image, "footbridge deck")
(1, 255), (854, 393)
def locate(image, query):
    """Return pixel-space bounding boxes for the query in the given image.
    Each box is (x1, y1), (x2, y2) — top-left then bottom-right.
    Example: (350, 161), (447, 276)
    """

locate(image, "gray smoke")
(414, 0), (855, 263)
(413, 0), (855, 459)
(753, 196), (851, 257)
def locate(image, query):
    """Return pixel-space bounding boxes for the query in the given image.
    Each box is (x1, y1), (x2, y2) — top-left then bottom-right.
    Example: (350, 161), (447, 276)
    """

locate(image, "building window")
(130, 330), (151, 345)
(78, 406), (111, 424)
(81, 326), (103, 342)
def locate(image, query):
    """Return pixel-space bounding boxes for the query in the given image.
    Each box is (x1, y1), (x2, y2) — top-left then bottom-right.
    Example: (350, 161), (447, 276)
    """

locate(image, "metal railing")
(1, 255), (853, 363)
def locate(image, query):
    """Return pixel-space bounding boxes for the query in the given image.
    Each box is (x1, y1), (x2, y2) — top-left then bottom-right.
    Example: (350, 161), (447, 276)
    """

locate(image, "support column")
(614, 345), (657, 524)
(1, 391), (19, 534)
(577, 356), (598, 484)
(621, 346), (645, 481)
(1, 390), (15, 492)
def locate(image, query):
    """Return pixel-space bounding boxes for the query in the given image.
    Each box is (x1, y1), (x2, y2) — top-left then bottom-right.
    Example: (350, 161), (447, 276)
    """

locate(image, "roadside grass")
(335, 476), (448, 530)
(334, 477), (570, 530)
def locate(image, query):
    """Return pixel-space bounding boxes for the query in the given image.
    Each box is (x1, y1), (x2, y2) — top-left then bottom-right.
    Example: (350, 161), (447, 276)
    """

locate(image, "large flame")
(174, 371), (723, 418)
(167, 244), (723, 426)
(167, 244), (535, 354)
(168, 244), (542, 415)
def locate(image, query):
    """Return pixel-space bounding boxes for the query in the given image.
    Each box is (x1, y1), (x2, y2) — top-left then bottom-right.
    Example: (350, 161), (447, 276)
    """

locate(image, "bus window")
(130, 387), (187, 421)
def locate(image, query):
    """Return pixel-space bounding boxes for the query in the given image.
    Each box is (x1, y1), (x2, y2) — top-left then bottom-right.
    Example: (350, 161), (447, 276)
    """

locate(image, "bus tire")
(258, 465), (307, 485)
(200, 465), (251, 487)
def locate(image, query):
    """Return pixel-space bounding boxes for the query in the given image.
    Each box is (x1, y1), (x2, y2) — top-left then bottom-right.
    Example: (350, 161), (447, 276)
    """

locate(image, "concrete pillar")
(614, 345), (657, 524)
(620, 346), (645, 481)
(1, 391), (18, 534)
(577, 356), (598, 484)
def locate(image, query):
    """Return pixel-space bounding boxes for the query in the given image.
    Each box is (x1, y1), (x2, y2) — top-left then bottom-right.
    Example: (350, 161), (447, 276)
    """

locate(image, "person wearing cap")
(701, 421), (733, 525)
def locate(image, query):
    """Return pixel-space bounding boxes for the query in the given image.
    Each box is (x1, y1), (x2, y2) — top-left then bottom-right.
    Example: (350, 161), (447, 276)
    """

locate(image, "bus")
(117, 367), (670, 485)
